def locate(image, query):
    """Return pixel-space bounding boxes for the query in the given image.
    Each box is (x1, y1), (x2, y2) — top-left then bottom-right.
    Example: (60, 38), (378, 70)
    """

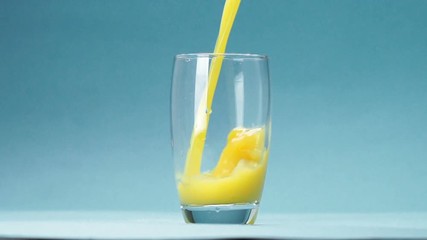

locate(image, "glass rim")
(175, 53), (268, 60)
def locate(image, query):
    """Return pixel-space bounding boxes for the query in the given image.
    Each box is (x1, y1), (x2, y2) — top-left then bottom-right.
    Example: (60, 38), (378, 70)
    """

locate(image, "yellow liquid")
(178, 0), (268, 209)
(183, 0), (242, 178)
(178, 127), (268, 205)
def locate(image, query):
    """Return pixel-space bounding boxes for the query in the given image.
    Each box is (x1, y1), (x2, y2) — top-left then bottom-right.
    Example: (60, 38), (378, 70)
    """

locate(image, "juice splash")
(178, 0), (269, 210)
(179, 127), (268, 205)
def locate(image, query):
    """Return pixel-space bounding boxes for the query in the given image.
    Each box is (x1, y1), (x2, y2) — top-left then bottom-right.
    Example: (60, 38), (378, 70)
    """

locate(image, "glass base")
(181, 203), (259, 224)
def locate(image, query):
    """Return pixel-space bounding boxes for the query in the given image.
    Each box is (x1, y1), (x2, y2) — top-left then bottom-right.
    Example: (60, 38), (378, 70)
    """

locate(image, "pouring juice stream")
(179, 0), (269, 207)
(184, 0), (241, 177)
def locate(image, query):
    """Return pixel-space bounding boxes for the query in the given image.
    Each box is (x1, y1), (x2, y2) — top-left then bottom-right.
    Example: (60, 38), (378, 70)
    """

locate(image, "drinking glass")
(170, 53), (271, 224)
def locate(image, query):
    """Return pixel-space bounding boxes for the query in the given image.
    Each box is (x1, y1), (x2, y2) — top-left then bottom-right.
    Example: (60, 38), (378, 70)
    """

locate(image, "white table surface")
(0, 211), (426, 239)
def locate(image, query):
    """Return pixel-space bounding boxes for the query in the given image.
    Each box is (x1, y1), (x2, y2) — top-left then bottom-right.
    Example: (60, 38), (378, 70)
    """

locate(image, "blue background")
(1, 0), (426, 213)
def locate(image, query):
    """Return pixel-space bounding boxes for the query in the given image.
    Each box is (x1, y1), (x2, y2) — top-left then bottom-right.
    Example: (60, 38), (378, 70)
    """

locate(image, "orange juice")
(178, 127), (268, 205)
(177, 0), (269, 211)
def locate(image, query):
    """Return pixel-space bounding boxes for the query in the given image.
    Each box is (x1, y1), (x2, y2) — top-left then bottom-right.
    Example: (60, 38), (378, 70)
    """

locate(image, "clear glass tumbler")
(170, 53), (271, 224)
